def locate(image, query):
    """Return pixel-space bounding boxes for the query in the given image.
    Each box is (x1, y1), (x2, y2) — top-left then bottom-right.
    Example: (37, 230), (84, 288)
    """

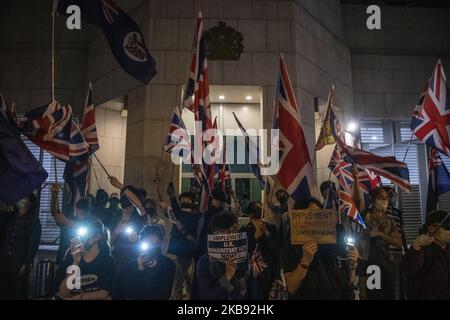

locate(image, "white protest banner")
(207, 232), (248, 263)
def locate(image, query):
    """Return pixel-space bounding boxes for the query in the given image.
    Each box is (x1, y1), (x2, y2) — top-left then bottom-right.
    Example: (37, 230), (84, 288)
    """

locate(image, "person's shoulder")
(197, 254), (210, 268)
(161, 255), (176, 269)
(99, 253), (116, 267)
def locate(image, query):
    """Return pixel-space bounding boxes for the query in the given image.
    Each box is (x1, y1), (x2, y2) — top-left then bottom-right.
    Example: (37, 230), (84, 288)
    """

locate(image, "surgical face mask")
(180, 202), (192, 210)
(278, 194), (288, 204)
(83, 237), (97, 251)
(145, 206), (156, 215)
(109, 199), (119, 208)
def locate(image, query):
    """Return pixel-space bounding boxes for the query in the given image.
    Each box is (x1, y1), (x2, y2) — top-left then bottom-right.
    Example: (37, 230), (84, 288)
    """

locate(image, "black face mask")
(278, 195), (288, 204)
(146, 207), (156, 216)
(83, 238), (96, 251)
(109, 199), (119, 208)
(180, 202), (193, 210)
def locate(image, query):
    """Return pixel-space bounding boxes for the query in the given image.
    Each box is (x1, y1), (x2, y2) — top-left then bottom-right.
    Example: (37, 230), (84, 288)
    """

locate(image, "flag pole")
(402, 129), (416, 163)
(92, 153), (111, 178)
(90, 156), (100, 189)
(53, 157), (58, 184)
(51, 4), (56, 101)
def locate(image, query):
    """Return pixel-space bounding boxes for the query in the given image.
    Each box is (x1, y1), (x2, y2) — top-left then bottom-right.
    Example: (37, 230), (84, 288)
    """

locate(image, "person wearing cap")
(402, 210), (450, 300)
(240, 201), (280, 300)
(108, 176), (145, 299)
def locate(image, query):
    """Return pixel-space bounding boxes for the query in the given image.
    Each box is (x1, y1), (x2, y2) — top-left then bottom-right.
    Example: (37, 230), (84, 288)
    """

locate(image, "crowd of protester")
(0, 178), (449, 300)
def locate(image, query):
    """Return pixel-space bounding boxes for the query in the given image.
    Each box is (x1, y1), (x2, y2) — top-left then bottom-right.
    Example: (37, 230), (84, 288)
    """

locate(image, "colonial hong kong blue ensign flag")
(55, 0), (157, 84)
(0, 95), (48, 205)
(273, 55), (319, 207)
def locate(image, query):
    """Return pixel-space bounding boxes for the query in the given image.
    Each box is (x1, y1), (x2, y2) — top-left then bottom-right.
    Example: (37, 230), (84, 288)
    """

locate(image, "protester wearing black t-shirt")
(56, 218), (115, 300)
(282, 198), (359, 300)
(0, 194), (40, 300)
(241, 202), (280, 300)
(196, 213), (248, 300)
(124, 225), (175, 300)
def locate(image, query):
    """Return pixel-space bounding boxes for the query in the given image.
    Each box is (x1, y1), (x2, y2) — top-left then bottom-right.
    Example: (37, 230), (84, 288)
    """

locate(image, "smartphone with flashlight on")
(70, 226), (89, 255)
(345, 236), (356, 250)
(139, 242), (155, 267)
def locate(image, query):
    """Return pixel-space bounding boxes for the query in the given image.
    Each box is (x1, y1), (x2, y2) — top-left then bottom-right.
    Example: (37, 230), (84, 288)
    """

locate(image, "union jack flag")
(64, 153), (90, 203)
(18, 101), (89, 161)
(329, 146), (380, 212)
(81, 83), (99, 153)
(250, 244), (268, 278)
(164, 106), (191, 158)
(315, 85), (342, 151)
(336, 138), (411, 192)
(273, 55), (319, 207)
(183, 13), (214, 210)
(411, 60), (450, 156)
(183, 12), (212, 127)
(339, 185), (366, 229)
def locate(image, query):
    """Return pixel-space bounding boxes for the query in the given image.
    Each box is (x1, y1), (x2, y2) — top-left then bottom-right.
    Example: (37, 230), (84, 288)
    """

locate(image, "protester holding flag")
(272, 55), (320, 208)
(196, 212), (248, 300)
(362, 187), (402, 300)
(240, 202), (281, 300)
(51, 184), (93, 264)
(402, 210), (450, 299)
(0, 194), (41, 300)
(282, 198), (359, 300)
(164, 182), (201, 300)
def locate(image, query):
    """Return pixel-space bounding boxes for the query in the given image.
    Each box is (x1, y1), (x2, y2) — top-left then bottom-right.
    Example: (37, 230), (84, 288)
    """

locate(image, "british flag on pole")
(339, 185), (366, 229)
(329, 145), (380, 212)
(272, 55), (319, 207)
(411, 60), (450, 156)
(19, 101), (89, 161)
(81, 83), (99, 153)
(182, 12), (214, 211)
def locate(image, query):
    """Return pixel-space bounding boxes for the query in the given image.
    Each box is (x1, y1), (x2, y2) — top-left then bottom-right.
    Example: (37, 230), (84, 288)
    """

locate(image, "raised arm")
(51, 183), (76, 228)
(109, 176), (145, 217)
